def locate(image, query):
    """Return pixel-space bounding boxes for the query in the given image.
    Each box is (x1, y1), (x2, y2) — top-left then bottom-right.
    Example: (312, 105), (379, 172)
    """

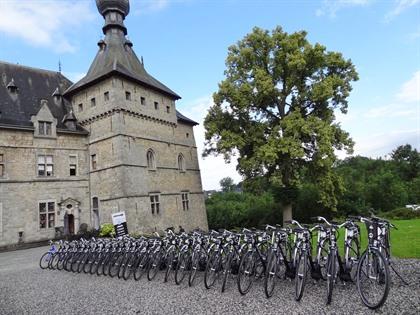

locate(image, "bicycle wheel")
(317, 244), (329, 280)
(175, 251), (189, 285)
(188, 250), (200, 287)
(134, 253), (149, 281)
(39, 252), (52, 269)
(123, 253), (137, 280)
(56, 252), (66, 271)
(50, 253), (60, 270)
(204, 250), (220, 289)
(109, 254), (124, 278)
(237, 251), (255, 295)
(71, 253), (81, 273)
(77, 253), (88, 273)
(97, 253), (109, 276)
(221, 252), (232, 293)
(326, 250), (337, 305)
(148, 250), (163, 281)
(264, 251), (278, 298)
(64, 253), (74, 272)
(90, 252), (102, 275)
(164, 250), (175, 283)
(347, 238), (360, 281)
(295, 251), (308, 301)
(357, 249), (390, 309)
(118, 253), (130, 279)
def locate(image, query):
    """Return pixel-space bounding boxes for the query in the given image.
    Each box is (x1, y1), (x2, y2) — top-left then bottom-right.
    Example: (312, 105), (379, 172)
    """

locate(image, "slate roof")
(176, 110), (198, 126)
(0, 61), (86, 133)
(64, 34), (181, 100)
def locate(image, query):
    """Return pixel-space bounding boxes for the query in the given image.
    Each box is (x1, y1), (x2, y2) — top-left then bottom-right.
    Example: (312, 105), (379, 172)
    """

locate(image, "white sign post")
(111, 211), (128, 237)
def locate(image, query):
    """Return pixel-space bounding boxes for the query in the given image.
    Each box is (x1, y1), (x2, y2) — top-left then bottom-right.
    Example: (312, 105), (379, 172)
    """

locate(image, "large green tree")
(204, 27), (358, 222)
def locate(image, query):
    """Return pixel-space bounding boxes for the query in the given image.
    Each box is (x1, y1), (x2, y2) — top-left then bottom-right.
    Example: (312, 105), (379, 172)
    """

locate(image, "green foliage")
(99, 223), (115, 237)
(219, 177), (236, 192)
(204, 26), (358, 212)
(380, 208), (420, 220)
(206, 191), (280, 230)
(294, 183), (333, 223)
(336, 145), (419, 216)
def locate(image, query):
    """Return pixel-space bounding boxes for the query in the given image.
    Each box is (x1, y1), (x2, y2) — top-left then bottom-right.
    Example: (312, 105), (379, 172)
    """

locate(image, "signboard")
(111, 211), (128, 237)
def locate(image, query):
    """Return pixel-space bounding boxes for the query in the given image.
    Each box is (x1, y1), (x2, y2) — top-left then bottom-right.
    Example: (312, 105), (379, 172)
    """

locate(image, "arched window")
(178, 153), (186, 172)
(147, 149), (156, 169)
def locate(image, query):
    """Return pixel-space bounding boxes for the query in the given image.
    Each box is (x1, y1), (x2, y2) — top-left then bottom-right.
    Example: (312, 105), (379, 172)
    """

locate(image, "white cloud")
(385, 0), (420, 21)
(0, 0), (94, 53)
(316, 0), (372, 18)
(397, 70), (420, 103)
(353, 129), (419, 157)
(179, 96), (242, 190)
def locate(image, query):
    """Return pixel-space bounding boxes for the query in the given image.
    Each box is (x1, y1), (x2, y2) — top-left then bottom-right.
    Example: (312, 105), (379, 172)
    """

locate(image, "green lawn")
(311, 219), (420, 259)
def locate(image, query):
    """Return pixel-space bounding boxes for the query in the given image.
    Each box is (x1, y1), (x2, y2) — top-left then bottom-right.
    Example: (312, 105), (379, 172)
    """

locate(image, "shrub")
(99, 223), (115, 237)
(380, 207), (420, 220)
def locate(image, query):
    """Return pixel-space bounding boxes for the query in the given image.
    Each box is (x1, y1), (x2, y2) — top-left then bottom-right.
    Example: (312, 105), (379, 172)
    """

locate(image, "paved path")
(0, 246), (419, 314)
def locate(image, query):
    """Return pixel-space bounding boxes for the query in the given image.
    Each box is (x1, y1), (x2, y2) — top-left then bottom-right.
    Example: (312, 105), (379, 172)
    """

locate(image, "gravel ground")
(0, 246), (419, 315)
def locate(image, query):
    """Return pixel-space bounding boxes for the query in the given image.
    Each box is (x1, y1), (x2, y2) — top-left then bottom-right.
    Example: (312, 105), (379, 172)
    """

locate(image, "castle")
(0, 0), (208, 247)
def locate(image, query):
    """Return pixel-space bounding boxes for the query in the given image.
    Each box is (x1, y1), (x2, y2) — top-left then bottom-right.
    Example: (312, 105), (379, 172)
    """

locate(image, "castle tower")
(63, 0), (208, 233)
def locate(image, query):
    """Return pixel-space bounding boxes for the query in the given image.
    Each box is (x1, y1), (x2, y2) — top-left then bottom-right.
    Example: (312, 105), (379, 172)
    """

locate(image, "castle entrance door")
(68, 214), (75, 235)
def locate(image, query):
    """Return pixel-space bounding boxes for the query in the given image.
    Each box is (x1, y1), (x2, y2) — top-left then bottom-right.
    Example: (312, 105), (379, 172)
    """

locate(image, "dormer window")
(126, 91), (131, 101)
(91, 98), (96, 107)
(39, 121), (52, 136)
(6, 79), (18, 93)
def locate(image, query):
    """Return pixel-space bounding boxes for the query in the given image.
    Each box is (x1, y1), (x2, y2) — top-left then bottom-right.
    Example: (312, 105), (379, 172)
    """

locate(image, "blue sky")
(0, 0), (419, 189)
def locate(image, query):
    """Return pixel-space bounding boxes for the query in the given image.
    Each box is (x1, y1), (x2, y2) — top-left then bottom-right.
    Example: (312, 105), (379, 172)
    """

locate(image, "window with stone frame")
(91, 97), (96, 107)
(154, 101), (159, 110)
(181, 192), (189, 211)
(38, 121), (52, 136)
(0, 153), (4, 177)
(178, 154), (186, 172)
(38, 155), (54, 176)
(39, 201), (55, 229)
(69, 155), (77, 176)
(166, 106), (170, 113)
(78, 103), (83, 112)
(147, 149), (156, 170)
(150, 194), (160, 215)
(140, 96), (146, 105)
(91, 154), (97, 170)
(125, 91), (131, 101)
(104, 91), (110, 101)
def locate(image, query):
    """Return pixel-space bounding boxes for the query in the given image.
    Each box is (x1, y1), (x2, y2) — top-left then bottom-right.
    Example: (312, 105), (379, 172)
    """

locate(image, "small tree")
(204, 27), (358, 222)
(220, 177), (236, 192)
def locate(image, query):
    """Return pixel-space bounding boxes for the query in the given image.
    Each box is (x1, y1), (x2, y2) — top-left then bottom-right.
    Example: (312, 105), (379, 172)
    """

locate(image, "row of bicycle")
(40, 215), (400, 309)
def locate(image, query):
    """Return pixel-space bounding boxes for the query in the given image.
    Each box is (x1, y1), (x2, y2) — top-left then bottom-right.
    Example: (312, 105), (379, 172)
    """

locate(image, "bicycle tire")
(175, 251), (189, 285)
(164, 250), (175, 283)
(221, 252), (232, 293)
(39, 252), (51, 269)
(326, 250), (337, 305)
(295, 251), (308, 301)
(188, 250), (200, 287)
(264, 251), (277, 298)
(237, 251), (255, 295)
(204, 250), (220, 289)
(356, 248), (390, 309)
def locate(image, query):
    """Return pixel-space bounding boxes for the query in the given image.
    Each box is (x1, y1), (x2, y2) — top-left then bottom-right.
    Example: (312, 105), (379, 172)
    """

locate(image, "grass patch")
(311, 219), (420, 259)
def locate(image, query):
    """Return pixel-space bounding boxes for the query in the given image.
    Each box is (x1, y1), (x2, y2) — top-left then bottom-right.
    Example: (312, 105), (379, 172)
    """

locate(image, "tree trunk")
(282, 203), (292, 225)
